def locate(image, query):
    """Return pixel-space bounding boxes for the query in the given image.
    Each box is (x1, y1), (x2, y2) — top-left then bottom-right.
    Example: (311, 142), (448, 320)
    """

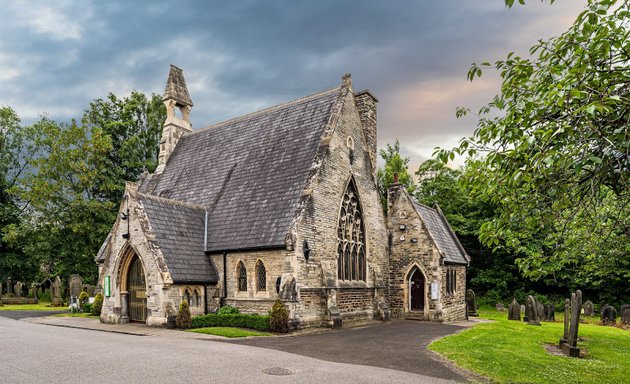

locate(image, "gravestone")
(14, 282), (23, 298)
(583, 300), (594, 316)
(601, 305), (617, 326)
(51, 276), (63, 306)
(561, 290), (582, 357)
(520, 304), (525, 314)
(559, 298), (570, 347)
(31, 283), (38, 300)
(621, 304), (630, 325)
(496, 303), (505, 311)
(68, 274), (83, 300)
(525, 295), (541, 325)
(466, 289), (478, 317)
(6, 277), (13, 295)
(83, 284), (96, 297)
(0, 282), (3, 297)
(543, 304), (555, 322)
(537, 301), (544, 321)
(508, 299), (520, 321)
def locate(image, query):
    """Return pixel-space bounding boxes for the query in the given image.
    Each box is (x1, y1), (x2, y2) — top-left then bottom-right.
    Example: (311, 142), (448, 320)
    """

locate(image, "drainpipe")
(221, 251), (228, 307)
(204, 284), (208, 315)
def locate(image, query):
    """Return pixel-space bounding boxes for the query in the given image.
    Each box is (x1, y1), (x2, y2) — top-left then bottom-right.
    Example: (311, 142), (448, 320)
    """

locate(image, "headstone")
(496, 303), (505, 311)
(466, 289), (478, 317)
(559, 298), (570, 347)
(583, 300), (594, 316)
(520, 304), (525, 314)
(525, 295), (541, 325)
(537, 301), (544, 321)
(543, 304), (555, 322)
(6, 277), (13, 295)
(68, 274), (83, 300)
(14, 281), (23, 298)
(601, 305), (617, 326)
(83, 284), (96, 297)
(51, 276), (63, 306)
(0, 282), (3, 297)
(31, 283), (38, 300)
(621, 304), (630, 326)
(508, 299), (520, 321)
(562, 290), (582, 357)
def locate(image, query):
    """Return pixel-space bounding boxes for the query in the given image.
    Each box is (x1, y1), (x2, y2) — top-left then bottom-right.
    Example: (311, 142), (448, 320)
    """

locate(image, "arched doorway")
(409, 268), (425, 311)
(127, 256), (147, 322)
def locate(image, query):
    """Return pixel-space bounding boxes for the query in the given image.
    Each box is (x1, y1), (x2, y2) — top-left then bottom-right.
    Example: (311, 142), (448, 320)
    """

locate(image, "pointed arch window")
(184, 289), (192, 306)
(193, 289), (200, 307)
(256, 260), (267, 291)
(237, 262), (247, 292)
(337, 178), (366, 281)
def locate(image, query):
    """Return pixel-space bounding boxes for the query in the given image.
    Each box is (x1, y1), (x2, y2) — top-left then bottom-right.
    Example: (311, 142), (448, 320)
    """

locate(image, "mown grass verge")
(429, 308), (630, 384)
(187, 327), (270, 338)
(0, 302), (62, 311)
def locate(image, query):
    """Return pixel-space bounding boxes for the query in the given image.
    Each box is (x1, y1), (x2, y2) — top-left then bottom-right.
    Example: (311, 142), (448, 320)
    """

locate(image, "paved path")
(220, 320), (470, 382)
(0, 315), (463, 384)
(0, 310), (66, 319)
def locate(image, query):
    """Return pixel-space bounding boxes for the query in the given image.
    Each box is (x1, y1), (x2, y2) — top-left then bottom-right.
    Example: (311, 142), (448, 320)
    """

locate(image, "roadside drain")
(262, 367), (295, 376)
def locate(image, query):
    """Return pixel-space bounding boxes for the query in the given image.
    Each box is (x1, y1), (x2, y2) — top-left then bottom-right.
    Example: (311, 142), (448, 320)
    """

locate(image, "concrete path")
(8, 312), (475, 382)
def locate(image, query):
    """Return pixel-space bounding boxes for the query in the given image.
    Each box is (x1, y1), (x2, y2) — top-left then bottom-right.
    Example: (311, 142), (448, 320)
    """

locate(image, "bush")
(217, 305), (240, 315)
(78, 291), (89, 309)
(269, 299), (289, 333)
(82, 303), (93, 313)
(191, 314), (270, 331)
(91, 293), (103, 316)
(176, 300), (192, 329)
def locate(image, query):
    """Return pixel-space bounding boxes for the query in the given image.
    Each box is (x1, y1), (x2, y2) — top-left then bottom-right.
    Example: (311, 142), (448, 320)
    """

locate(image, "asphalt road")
(0, 316), (462, 384)
(0, 310), (66, 319)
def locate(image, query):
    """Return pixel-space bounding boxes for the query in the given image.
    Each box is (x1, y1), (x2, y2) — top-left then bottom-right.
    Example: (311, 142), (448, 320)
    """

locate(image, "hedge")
(191, 314), (270, 331)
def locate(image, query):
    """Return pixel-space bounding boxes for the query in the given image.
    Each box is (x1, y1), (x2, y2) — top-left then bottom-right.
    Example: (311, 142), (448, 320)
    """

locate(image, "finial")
(342, 73), (352, 88)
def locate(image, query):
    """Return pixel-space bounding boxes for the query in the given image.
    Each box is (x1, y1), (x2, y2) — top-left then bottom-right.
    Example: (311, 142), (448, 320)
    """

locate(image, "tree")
(437, 0), (629, 302)
(377, 140), (416, 212)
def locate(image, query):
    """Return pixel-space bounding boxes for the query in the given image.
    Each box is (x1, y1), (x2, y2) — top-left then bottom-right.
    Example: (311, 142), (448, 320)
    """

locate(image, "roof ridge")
(137, 191), (206, 210)
(189, 86), (341, 136)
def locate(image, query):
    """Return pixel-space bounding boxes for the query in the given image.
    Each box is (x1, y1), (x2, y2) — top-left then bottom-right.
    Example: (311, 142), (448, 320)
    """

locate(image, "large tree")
(437, 0), (629, 301)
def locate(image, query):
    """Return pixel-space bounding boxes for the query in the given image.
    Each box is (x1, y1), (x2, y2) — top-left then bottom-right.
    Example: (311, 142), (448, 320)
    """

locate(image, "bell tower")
(155, 65), (193, 174)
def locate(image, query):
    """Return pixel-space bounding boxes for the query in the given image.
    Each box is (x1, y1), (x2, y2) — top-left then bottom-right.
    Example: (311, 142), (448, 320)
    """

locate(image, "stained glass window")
(337, 178), (366, 281)
(237, 262), (247, 292)
(256, 261), (267, 291)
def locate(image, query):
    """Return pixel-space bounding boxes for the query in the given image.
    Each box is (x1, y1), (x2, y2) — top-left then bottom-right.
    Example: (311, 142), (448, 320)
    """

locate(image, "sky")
(0, 0), (585, 169)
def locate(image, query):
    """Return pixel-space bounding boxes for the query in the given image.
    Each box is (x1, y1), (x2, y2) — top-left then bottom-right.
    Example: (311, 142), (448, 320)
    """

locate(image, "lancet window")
(337, 178), (366, 281)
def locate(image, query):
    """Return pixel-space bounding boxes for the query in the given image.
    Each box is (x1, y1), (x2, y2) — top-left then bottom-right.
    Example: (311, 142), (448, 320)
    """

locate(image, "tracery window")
(237, 262), (247, 292)
(337, 178), (366, 281)
(256, 260), (267, 291)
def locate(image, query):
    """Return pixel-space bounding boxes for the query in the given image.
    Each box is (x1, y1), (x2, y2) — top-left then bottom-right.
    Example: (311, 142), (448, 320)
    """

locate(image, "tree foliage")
(437, 0), (629, 301)
(377, 140), (417, 212)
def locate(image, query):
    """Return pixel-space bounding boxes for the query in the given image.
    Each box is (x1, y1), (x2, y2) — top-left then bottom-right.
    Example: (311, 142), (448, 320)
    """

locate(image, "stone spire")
(156, 65), (194, 174)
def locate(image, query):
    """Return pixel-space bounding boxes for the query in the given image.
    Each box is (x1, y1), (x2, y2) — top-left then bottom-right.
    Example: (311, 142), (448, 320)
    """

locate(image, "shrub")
(78, 291), (89, 309)
(82, 303), (93, 313)
(91, 293), (103, 316)
(176, 300), (192, 329)
(191, 314), (270, 331)
(217, 305), (240, 315)
(269, 299), (289, 333)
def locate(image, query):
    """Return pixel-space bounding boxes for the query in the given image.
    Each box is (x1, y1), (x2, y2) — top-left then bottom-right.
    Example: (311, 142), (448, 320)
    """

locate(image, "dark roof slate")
(413, 201), (469, 265)
(141, 86), (340, 252)
(139, 193), (218, 283)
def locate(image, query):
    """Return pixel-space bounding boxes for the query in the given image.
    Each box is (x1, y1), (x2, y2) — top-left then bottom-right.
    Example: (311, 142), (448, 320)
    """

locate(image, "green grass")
(429, 308), (630, 384)
(187, 327), (271, 338)
(0, 302), (63, 311)
(51, 312), (99, 318)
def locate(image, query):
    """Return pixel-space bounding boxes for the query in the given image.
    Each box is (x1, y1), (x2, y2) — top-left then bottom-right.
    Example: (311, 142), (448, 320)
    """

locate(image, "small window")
(256, 261), (267, 291)
(237, 262), (247, 292)
(184, 289), (192, 306)
(193, 290), (200, 307)
(452, 270), (457, 293)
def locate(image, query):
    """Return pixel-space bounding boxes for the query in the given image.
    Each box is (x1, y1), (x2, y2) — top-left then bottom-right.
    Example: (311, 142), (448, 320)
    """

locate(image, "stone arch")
(336, 174), (367, 281)
(114, 242), (145, 293)
(404, 263), (429, 315)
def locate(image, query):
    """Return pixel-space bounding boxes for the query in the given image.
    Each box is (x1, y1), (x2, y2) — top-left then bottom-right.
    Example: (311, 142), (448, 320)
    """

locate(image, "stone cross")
(466, 289), (478, 317)
(525, 295), (541, 326)
(508, 299), (520, 321)
(621, 304), (630, 326)
(543, 303), (555, 322)
(560, 298), (570, 347)
(583, 300), (594, 316)
(601, 305), (617, 326)
(51, 276), (63, 306)
(562, 290), (582, 357)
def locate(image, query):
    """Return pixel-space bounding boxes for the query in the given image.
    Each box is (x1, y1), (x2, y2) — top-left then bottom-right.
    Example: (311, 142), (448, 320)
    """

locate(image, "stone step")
(406, 312), (425, 321)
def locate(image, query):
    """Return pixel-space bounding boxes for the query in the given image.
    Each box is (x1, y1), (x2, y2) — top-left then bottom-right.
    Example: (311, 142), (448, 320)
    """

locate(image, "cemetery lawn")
(187, 327), (270, 338)
(429, 308), (630, 384)
(0, 302), (61, 311)
(51, 312), (98, 318)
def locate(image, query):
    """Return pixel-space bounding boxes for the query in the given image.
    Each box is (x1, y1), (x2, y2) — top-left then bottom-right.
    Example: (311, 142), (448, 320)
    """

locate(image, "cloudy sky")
(1, 0), (584, 168)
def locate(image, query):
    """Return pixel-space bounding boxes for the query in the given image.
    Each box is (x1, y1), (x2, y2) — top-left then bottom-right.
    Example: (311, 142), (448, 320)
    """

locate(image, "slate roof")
(163, 65), (193, 106)
(413, 201), (469, 265)
(139, 193), (218, 283)
(140, 86), (340, 252)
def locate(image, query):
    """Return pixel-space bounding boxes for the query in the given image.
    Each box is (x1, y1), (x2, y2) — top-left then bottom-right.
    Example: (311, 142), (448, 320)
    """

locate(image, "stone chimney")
(355, 89), (378, 176)
(155, 65), (193, 174)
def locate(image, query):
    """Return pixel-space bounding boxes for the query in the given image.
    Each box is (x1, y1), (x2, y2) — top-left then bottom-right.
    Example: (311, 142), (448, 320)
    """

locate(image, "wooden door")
(127, 256), (147, 322)
(410, 269), (425, 311)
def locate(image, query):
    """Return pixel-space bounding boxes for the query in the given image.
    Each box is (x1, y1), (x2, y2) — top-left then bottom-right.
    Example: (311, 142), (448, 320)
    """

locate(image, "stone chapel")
(95, 65), (470, 328)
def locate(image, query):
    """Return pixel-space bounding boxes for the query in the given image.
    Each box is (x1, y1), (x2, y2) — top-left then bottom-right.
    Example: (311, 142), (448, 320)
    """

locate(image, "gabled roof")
(413, 201), (469, 265)
(140, 86), (341, 252)
(139, 193), (218, 283)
